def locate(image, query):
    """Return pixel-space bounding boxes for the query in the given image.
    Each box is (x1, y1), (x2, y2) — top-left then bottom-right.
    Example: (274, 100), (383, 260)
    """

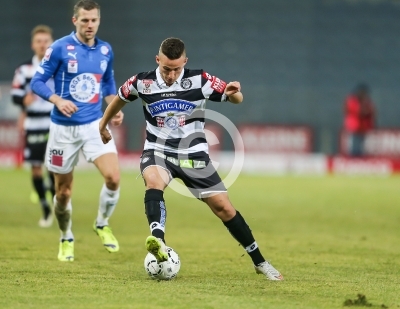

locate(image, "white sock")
(96, 184), (120, 227)
(53, 196), (74, 241)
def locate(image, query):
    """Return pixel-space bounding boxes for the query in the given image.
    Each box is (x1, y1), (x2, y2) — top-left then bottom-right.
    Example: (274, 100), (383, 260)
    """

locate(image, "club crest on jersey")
(156, 114), (186, 129)
(142, 80), (153, 93)
(147, 99), (197, 117)
(101, 45), (109, 55)
(164, 115), (180, 130)
(100, 60), (107, 72)
(180, 78), (192, 89)
(68, 60), (78, 73)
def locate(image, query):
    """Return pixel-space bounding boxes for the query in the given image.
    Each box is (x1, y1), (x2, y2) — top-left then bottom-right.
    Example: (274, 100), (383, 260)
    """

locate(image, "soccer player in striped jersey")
(11, 25), (55, 228)
(99, 38), (283, 280)
(31, 0), (123, 261)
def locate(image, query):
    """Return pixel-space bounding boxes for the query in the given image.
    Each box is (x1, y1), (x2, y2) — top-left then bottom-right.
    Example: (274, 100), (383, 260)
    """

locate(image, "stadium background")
(1, 2), (400, 307)
(1, 0), (400, 164)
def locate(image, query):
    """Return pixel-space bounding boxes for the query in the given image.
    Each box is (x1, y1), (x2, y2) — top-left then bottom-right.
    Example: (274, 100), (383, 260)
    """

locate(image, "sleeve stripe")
(118, 88), (131, 103)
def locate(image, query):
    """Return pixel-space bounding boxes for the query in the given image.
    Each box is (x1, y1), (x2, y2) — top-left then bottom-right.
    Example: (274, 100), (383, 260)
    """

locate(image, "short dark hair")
(73, 0), (101, 18)
(31, 25), (53, 39)
(159, 38), (186, 60)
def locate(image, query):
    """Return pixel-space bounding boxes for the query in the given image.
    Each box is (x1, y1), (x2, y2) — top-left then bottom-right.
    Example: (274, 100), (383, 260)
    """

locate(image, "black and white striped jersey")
(118, 68), (228, 159)
(11, 56), (54, 132)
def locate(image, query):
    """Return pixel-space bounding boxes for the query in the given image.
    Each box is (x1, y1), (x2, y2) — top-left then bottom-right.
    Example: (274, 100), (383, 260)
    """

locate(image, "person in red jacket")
(343, 83), (375, 157)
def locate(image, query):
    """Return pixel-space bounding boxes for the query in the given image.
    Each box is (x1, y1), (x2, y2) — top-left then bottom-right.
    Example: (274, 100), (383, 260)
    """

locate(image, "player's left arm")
(201, 71), (243, 104)
(104, 94), (124, 126)
(99, 96), (127, 144)
(225, 81), (243, 104)
(102, 46), (124, 126)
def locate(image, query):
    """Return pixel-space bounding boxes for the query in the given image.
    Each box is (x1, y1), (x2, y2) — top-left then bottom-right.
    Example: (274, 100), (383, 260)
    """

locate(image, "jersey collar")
(70, 32), (98, 49)
(155, 67), (184, 88)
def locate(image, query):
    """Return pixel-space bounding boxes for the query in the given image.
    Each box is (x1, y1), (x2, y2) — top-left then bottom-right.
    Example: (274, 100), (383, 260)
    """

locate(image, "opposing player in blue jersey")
(31, 0), (123, 262)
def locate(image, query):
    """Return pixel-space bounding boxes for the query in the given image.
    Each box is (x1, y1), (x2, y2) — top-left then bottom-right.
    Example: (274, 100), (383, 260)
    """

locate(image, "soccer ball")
(144, 247), (181, 280)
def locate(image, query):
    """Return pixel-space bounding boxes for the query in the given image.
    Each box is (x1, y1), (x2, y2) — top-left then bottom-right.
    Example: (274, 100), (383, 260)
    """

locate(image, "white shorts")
(45, 118), (117, 174)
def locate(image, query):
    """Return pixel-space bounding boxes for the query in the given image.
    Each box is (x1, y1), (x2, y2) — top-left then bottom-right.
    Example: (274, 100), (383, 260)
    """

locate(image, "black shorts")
(24, 130), (49, 164)
(139, 150), (227, 199)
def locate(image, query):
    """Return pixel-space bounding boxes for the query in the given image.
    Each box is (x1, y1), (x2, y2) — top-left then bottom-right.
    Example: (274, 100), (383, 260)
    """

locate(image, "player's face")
(73, 8), (100, 44)
(31, 32), (53, 60)
(156, 53), (187, 86)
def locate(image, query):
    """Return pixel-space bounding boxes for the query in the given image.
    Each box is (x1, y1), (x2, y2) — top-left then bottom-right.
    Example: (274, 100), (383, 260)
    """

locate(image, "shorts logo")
(141, 156), (150, 164)
(147, 99), (196, 117)
(101, 45), (109, 55)
(100, 60), (107, 72)
(180, 78), (192, 89)
(24, 148), (30, 159)
(49, 149), (63, 167)
(27, 133), (47, 144)
(69, 73), (100, 103)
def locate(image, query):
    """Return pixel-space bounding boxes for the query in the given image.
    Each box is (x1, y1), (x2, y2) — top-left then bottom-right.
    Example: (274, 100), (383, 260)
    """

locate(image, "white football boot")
(38, 212), (53, 228)
(255, 261), (284, 281)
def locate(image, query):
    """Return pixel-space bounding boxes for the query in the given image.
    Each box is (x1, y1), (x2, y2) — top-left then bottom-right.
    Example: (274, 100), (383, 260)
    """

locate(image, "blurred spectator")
(343, 83), (376, 157)
(11, 25), (55, 227)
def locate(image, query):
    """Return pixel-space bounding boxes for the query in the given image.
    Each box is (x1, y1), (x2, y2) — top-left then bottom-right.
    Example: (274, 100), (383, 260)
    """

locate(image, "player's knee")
(144, 172), (165, 190)
(104, 172), (120, 190)
(31, 165), (43, 178)
(211, 202), (231, 214)
(206, 198), (236, 220)
(56, 188), (72, 205)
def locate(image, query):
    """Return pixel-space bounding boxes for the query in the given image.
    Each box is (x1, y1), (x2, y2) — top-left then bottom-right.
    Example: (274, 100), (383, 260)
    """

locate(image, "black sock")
(33, 176), (46, 200)
(223, 211), (265, 265)
(40, 199), (51, 219)
(33, 177), (50, 218)
(48, 172), (56, 198)
(144, 189), (166, 243)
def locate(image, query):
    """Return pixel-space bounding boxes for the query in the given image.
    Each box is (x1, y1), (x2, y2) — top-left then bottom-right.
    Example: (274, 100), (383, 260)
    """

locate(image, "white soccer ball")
(144, 247), (181, 280)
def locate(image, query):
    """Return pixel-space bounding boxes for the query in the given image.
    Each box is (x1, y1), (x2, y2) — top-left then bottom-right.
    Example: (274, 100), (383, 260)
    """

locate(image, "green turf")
(0, 168), (399, 309)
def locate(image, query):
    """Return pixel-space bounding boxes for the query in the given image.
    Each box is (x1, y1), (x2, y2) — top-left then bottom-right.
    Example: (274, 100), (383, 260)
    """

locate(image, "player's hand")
(17, 112), (26, 134)
(54, 99), (78, 118)
(224, 81), (241, 96)
(99, 125), (112, 144)
(23, 92), (36, 106)
(111, 111), (124, 126)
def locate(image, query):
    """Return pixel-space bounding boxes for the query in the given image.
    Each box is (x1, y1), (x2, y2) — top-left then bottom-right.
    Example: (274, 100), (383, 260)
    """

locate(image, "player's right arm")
(30, 44), (78, 118)
(11, 65), (32, 109)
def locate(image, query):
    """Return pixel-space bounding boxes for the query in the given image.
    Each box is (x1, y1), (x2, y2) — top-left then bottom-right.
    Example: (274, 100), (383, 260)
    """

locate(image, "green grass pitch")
(0, 168), (399, 308)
